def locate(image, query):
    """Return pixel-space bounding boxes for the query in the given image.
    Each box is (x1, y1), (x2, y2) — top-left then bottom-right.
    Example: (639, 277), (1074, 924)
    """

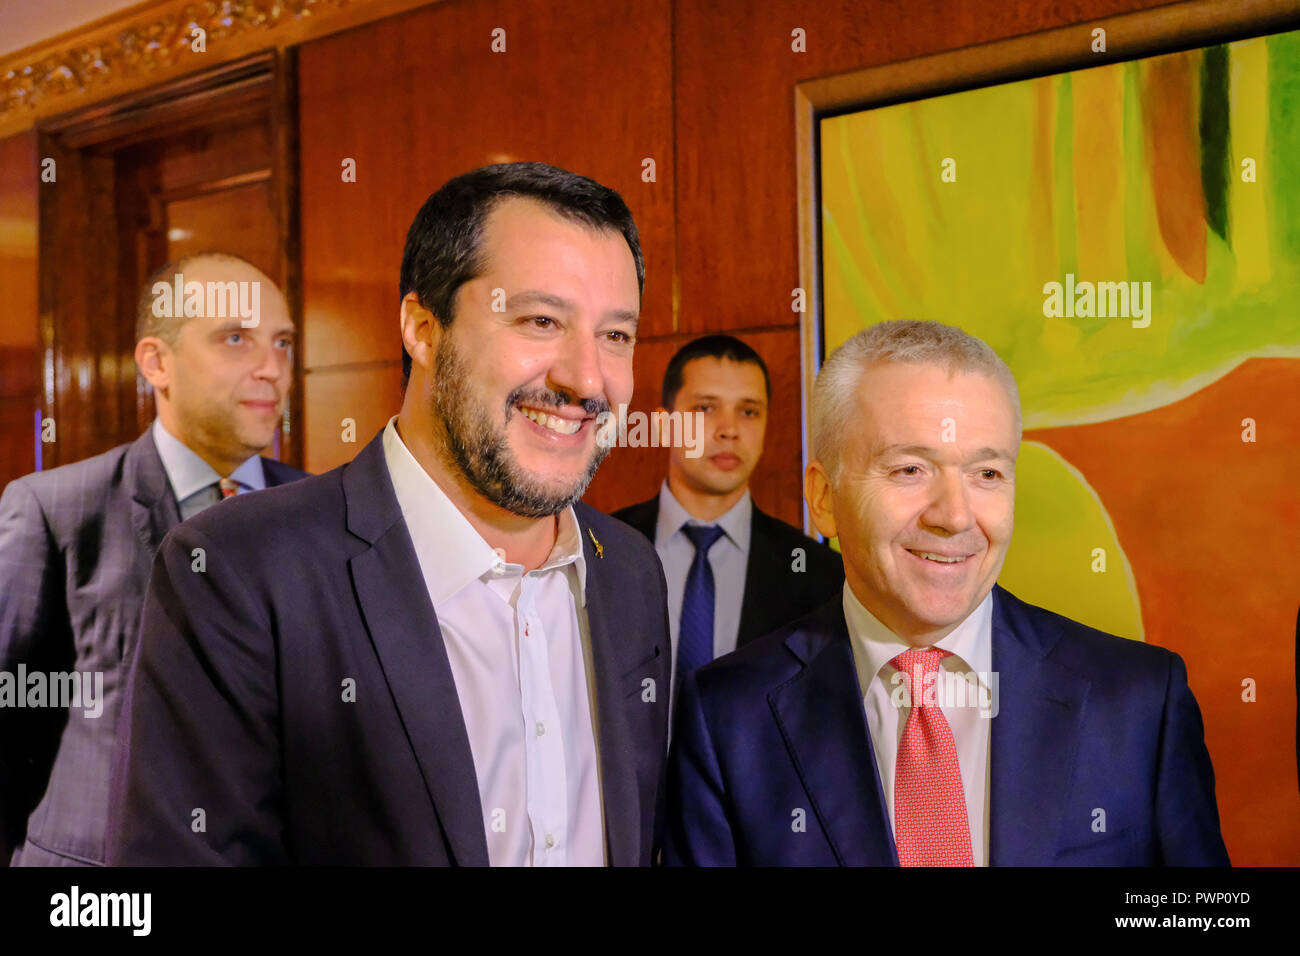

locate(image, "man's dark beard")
(432, 334), (611, 518)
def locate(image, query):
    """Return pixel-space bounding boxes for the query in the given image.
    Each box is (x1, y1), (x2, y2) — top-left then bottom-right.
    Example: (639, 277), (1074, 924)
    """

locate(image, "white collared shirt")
(842, 585), (994, 866)
(654, 481), (752, 678)
(151, 418), (265, 519)
(381, 416), (604, 867)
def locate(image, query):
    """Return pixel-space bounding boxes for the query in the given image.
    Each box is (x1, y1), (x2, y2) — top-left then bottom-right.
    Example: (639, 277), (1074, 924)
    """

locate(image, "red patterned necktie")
(889, 646), (973, 866)
(218, 477), (240, 499)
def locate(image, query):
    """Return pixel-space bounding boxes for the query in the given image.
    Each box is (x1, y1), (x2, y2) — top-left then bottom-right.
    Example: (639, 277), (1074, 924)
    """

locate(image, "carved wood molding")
(0, 0), (434, 138)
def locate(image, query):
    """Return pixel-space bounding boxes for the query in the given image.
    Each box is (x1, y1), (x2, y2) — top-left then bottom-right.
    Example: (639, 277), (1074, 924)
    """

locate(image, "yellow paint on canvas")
(999, 442), (1144, 640)
(1072, 64), (1128, 280)
(1229, 37), (1271, 287)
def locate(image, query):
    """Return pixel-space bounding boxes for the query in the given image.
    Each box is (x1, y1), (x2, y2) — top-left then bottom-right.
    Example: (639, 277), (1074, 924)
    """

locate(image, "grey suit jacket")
(0, 428), (307, 866)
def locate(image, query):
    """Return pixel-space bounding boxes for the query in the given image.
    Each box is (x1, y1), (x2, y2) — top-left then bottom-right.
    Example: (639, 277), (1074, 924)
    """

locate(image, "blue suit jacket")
(663, 586), (1230, 866)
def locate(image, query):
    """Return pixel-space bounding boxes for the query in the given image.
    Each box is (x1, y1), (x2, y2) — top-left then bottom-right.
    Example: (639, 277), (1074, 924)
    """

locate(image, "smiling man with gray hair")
(664, 319), (1228, 867)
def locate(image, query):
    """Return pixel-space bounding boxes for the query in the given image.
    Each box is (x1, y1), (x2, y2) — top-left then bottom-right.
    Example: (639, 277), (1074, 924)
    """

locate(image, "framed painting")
(796, 0), (1300, 865)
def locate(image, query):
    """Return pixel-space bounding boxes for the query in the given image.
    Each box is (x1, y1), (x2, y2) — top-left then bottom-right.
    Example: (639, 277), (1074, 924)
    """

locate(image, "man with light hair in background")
(0, 252), (307, 866)
(664, 319), (1228, 866)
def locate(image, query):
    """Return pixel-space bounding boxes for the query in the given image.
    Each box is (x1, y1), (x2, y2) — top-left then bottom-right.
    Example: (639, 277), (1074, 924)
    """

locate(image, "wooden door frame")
(35, 49), (303, 469)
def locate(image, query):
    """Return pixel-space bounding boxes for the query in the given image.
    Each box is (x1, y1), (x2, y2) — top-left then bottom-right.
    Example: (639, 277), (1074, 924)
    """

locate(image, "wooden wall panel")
(303, 363), (405, 474)
(0, 132), (38, 353)
(296, 0), (676, 394)
(0, 131), (40, 488)
(166, 181), (280, 276)
(32, 138), (120, 471)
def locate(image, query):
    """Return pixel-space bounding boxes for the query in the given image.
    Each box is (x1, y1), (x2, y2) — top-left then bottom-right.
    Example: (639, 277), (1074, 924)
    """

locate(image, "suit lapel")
(988, 586), (1090, 865)
(575, 508), (645, 867)
(344, 433), (489, 866)
(768, 604), (897, 865)
(260, 457), (300, 488)
(737, 509), (780, 648)
(617, 498), (658, 541)
(127, 429), (180, 555)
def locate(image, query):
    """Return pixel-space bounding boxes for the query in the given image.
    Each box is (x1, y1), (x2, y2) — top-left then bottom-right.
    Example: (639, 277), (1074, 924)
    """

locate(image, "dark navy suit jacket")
(106, 429), (671, 865)
(664, 586), (1230, 866)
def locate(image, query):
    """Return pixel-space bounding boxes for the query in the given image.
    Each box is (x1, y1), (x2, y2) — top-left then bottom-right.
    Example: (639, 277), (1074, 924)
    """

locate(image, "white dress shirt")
(842, 585), (994, 866)
(151, 418), (265, 519)
(382, 416), (604, 867)
(654, 481), (751, 675)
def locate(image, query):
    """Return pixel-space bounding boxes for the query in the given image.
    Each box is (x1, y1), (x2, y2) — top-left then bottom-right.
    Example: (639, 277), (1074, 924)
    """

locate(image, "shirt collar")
(655, 480), (752, 553)
(842, 584), (993, 698)
(227, 453), (267, 492)
(151, 418), (265, 502)
(381, 416), (588, 607)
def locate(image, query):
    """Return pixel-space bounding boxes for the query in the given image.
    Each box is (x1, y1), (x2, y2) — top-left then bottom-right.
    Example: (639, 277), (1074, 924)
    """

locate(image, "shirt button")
(545, 834), (555, 849)
(536, 722), (546, 736)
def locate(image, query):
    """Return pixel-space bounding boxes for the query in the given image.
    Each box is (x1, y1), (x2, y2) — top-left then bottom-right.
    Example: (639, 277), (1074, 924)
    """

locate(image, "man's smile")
(905, 547), (972, 564)
(512, 401), (600, 447)
(517, 403), (585, 435)
(903, 547), (978, 577)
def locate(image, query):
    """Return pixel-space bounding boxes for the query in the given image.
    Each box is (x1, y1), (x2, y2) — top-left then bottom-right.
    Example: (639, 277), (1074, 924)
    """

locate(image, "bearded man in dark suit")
(108, 163), (671, 866)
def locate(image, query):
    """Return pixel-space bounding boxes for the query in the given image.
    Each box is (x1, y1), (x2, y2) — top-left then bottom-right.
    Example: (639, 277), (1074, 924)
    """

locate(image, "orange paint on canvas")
(1027, 358), (1300, 865)
(1140, 52), (1208, 284)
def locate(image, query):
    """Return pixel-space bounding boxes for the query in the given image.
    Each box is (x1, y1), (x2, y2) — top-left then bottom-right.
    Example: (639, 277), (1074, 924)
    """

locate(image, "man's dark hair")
(399, 162), (645, 385)
(661, 334), (772, 409)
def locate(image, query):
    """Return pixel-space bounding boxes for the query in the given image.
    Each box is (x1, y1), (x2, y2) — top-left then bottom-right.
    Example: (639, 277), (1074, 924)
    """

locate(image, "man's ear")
(134, 337), (172, 391)
(400, 292), (440, 381)
(804, 459), (838, 539)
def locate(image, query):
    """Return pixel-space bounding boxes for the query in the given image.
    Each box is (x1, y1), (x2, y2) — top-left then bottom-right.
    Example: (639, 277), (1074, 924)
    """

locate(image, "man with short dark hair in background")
(615, 335), (843, 700)
(108, 162), (670, 866)
(0, 252), (306, 866)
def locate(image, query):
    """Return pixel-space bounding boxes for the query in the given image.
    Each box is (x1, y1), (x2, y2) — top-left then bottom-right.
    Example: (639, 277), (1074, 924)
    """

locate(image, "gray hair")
(810, 320), (1022, 480)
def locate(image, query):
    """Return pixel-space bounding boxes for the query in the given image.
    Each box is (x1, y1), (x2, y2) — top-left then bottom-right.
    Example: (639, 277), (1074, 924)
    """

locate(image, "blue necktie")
(677, 524), (725, 688)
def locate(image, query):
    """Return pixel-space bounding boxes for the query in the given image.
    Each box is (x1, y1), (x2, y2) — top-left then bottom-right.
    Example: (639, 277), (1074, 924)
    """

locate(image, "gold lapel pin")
(587, 527), (603, 559)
